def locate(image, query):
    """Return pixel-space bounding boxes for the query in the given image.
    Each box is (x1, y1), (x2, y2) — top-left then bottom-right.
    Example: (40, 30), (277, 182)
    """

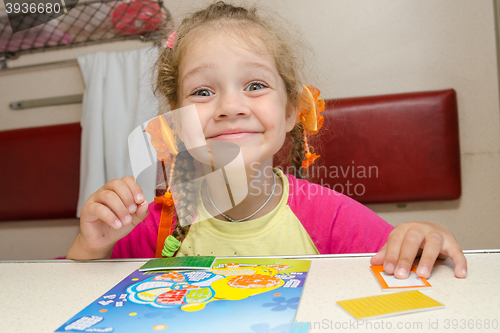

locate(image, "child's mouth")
(208, 132), (259, 140)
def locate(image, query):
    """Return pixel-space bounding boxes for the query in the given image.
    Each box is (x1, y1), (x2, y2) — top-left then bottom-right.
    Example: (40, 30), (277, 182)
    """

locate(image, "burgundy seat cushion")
(0, 123), (81, 221)
(274, 89), (461, 204)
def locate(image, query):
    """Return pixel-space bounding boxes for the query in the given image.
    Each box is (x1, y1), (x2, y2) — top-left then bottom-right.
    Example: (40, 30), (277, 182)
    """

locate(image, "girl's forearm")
(66, 234), (114, 260)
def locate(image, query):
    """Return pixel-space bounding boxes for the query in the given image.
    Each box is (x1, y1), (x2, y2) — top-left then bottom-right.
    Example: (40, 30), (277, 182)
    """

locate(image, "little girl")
(67, 1), (467, 280)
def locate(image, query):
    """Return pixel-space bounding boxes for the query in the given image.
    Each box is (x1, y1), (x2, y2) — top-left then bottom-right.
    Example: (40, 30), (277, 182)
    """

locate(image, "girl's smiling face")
(178, 31), (296, 169)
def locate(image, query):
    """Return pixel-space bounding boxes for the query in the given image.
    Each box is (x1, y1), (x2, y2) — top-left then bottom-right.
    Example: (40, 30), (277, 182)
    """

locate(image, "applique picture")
(56, 258), (311, 333)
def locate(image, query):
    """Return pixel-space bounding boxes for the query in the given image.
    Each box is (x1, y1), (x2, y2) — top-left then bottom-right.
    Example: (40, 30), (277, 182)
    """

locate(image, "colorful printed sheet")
(55, 258), (311, 333)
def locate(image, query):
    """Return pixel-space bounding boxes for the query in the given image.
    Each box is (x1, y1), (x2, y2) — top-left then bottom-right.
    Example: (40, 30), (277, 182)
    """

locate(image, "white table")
(1, 250), (499, 333)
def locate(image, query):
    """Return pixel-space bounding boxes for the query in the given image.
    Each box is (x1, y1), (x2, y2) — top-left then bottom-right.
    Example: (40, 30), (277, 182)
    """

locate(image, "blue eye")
(246, 82), (266, 91)
(193, 89), (213, 97)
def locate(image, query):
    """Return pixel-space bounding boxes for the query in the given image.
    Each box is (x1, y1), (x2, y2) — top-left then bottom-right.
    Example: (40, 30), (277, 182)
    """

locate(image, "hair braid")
(170, 140), (198, 242)
(289, 124), (306, 179)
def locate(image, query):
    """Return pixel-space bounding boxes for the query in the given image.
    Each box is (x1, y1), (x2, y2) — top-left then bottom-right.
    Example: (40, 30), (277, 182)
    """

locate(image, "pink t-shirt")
(111, 174), (393, 258)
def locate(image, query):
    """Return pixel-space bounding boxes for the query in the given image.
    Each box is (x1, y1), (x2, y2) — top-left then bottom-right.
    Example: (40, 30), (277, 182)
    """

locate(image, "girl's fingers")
(101, 176), (145, 225)
(415, 231), (443, 278)
(85, 201), (123, 230)
(94, 188), (133, 227)
(446, 243), (468, 278)
(121, 176), (148, 226)
(382, 226), (406, 275)
(370, 245), (386, 266)
(122, 175), (146, 206)
(106, 177), (137, 214)
(85, 177), (146, 230)
(394, 228), (425, 279)
(375, 222), (467, 280)
(131, 200), (149, 226)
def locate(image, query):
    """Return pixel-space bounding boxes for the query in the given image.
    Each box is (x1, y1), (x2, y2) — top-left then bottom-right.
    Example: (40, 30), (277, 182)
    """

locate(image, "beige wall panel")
(0, 219), (80, 260)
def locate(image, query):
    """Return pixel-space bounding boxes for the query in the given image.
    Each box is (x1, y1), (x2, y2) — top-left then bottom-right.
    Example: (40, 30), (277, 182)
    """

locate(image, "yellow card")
(337, 290), (444, 320)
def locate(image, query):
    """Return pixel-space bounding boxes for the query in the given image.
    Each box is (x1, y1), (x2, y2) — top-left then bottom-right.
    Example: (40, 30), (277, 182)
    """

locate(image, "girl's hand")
(370, 222), (467, 279)
(67, 176), (148, 259)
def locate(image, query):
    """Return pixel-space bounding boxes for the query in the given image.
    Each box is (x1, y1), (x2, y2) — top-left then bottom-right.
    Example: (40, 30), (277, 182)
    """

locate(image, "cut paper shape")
(370, 265), (432, 291)
(64, 316), (104, 331)
(337, 290), (444, 320)
(139, 256), (216, 271)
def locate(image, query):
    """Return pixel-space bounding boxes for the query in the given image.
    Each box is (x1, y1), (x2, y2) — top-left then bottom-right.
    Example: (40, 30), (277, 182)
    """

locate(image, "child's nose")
(214, 92), (250, 119)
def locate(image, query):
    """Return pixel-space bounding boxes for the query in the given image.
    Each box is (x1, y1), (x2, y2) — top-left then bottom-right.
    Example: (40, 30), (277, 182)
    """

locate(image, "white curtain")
(76, 47), (159, 217)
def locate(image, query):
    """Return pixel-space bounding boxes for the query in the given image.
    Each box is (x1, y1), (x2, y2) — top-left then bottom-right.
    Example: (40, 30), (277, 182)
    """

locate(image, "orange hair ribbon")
(297, 85), (325, 169)
(144, 114), (178, 257)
